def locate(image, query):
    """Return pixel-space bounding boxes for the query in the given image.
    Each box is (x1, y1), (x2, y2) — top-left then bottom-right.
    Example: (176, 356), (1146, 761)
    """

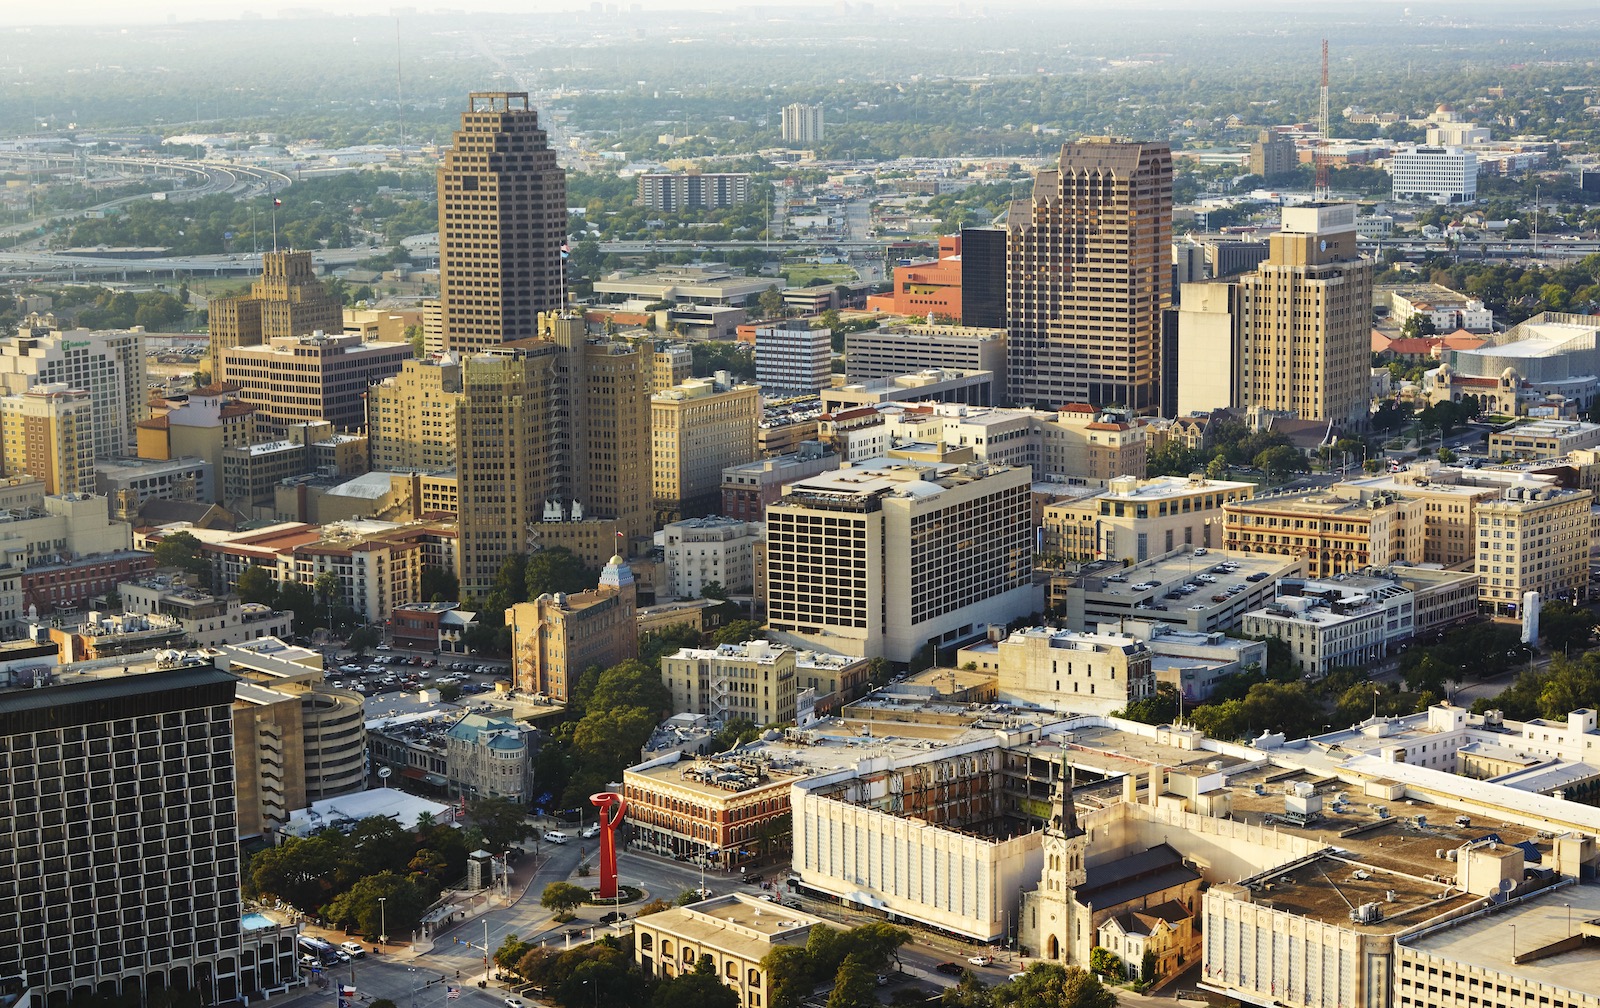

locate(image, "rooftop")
(1401, 884), (1600, 996)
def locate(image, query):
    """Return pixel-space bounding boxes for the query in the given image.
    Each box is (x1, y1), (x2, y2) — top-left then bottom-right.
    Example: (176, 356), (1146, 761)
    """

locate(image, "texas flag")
(274, 198), (283, 207)
(339, 984), (357, 1008)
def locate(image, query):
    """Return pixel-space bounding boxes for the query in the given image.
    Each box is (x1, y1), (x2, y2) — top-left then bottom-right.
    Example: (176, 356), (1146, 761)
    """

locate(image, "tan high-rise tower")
(438, 93), (568, 353)
(1239, 203), (1374, 427)
(207, 250), (343, 361)
(1006, 139), (1172, 413)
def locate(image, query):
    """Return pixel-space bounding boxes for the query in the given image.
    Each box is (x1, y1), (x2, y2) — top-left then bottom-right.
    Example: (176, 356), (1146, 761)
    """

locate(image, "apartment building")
(661, 639), (798, 727)
(1006, 139), (1172, 412)
(662, 516), (761, 600)
(0, 325), (146, 460)
(0, 385), (94, 495)
(636, 172), (751, 211)
(780, 103), (824, 144)
(651, 376), (762, 523)
(755, 321), (831, 398)
(207, 249), (343, 359)
(765, 458), (1035, 664)
(135, 383), (260, 501)
(1391, 145), (1478, 203)
(1474, 483), (1592, 616)
(217, 331), (411, 433)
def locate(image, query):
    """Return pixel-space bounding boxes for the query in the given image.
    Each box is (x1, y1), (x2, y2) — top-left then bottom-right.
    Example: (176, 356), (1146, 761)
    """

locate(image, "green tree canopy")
(527, 547), (600, 598)
(654, 955), (742, 1008)
(153, 531), (212, 581)
(469, 796), (532, 851)
(234, 565), (276, 606)
(826, 954), (880, 1008)
(993, 964), (1117, 1008)
(541, 881), (591, 913)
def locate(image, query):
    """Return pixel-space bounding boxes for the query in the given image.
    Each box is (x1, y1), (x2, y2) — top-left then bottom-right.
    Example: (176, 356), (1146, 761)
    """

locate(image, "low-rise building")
(1241, 574), (1418, 677)
(445, 711), (536, 803)
(720, 441), (839, 522)
(1474, 483), (1592, 616)
(1488, 419), (1600, 460)
(821, 368), (996, 411)
(1223, 486), (1425, 577)
(1105, 619), (1268, 702)
(845, 322), (1007, 391)
(632, 893), (830, 1000)
(1381, 282), (1495, 333)
(119, 572), (293, 647)
(623, 750), (803, 867)
(661, 639), (798, 727)
(1044, 474), (1255, 564)
(506, 554), (638, 700)
(1047, 549), (1303, 634)
(662, 516), (761, 600)
(961, 626), (1159, 716)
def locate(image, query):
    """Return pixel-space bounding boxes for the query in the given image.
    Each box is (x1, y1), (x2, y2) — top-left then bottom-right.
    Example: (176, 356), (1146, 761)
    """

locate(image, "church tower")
(1020, 747), (1089, 961)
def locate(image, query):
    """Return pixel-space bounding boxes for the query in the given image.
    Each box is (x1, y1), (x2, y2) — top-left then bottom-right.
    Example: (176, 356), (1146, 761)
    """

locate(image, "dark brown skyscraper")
(1006, 139), (1172, 412)
(438, 92), (567, 353)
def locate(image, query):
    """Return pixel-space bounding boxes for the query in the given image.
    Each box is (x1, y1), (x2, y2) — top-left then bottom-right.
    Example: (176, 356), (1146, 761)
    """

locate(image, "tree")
(761, 945), (816, 1008)
(941, 971), (994, 1008)
(710, 620), (765, 646)
(826, 954), (879, 1008)
(588, 658), (674, 719)
(1541, 601), (1597, 654)
(711, 718), (761, 753)
(496, 933), (537, 972)
(758, 285), (785, 318)
(994, 964), (1115, 1008)
(153, 531), (212, 581)
(313, 571), (341, 608)
(421, 565), (460, 602)
(846, 922), (911, 972)
(1115, 683), (1180, 725)
(541, 881), (591, 914)
(469, 796), (531, 851)
(348, 625), (381, 655)
(235, 565), (276, 606)
(1088, 947), (1123, 979)
(1253, 445), (1306, 483)
(526, 547), (599, 599)
(654, 955), (741, 1008)
(324, 871), (433, 938)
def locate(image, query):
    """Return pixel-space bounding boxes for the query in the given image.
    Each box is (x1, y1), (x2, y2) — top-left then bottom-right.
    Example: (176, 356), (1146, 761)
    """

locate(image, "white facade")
(0, 326), (147, 459)
(756, 321), (831, 396)
(1391, 146), (1478, 204)
(780, 103), (824, 144)
(1240, 575), (1416, 676)
(662, 516), (760, 599)
(1176, 282), (1241, 415)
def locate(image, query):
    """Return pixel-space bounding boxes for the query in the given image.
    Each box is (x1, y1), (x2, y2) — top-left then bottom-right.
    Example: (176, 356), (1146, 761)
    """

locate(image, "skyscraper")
(780, 103), (825, 144)
(1238, 203), (1374, 427)
(207, 250), (343, 361)
(1005, 139), (1172, 412)
(0, 663), (296, 1006)
(437, 93), (568, 353)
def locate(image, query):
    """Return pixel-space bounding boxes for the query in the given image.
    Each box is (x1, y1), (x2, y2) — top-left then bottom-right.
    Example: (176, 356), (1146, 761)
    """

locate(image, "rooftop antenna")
(1315, 39), (1331, 202)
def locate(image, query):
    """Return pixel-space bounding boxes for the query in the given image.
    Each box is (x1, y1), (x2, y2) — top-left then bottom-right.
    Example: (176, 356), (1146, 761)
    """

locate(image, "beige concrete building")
(207, 249), (344, 360)
(437, 93), (567, 353)
(987, 625), (1159, 715)
(1043, 474), (1255, 564)
(506, 555), (637, 701)
(0, 325), (146, 460)
(1474, 484), (1593, 617)
(135, 383), (259, 501)
(1342, 465), (1511, 568)
(651, 376), (762, 522)
(368, 355), (463, 472)
(765, 458), (1036, 665)
(1041, 405), (1149, 482)
(653, 343), (694, 392)
(845, 323), (1008, 392)
(1488, 419), (1600, 460)
(1223, 485), (1425, 577)
(633, 893), (831, 1001)
(218, 331), (412, 432)
(1239, 203), (1375, 427)
(1175, 281), (1243, 416)
(0, 384), (94, 495)
(661, 639), (798, 727)
(232, 677), (308, 839)
(662, 516), (760, 600)
(1007, 139), (1172, 412)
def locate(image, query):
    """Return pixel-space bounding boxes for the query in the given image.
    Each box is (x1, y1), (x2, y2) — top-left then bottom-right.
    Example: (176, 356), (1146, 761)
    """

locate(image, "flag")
(274, 198), (283, 207)
(341, 986), (357, 999)
(447, 989), (461, 1001)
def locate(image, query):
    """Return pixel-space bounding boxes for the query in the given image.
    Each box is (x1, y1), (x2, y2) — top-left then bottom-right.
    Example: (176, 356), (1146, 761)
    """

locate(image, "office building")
(1238, 203), (1374, 427)
(661, 639), (799, 727)
(1341, 465), (1509, 568)
(653, 343), (694, 392)
(865, 235), (964, 318)
(0, 325), (146, 460)
(1488, 419), (1600, 460)
(505, 554), (637, 701)
(755, 321), (831, 397)
(1040, 405), (1148, 483)
(119, 572), (292, 648)
(765, 458), (1035, 664)
(651, 376), (762, 523)
(1391, 145), (1478, 204)
(437, 93), (567, 353)
(1223, 486), (1425, 577)
(635, 172), (751, 212)
(632, 893), (831, 998)
(959, 227), (1008, 329)
(445, 711), (535, 803)
(1474, 483), (1592, 616)
(986, 625), (1159, 716)
(207, 249), (343, 360)
(135, 383), (260, 502)
(1248, 129), (1298, 177)
(721, 441), (839, 522)
(1006, 139), (1172, 412)
(845, 322), (1007, 391)
(367, 354), (462, 473)
(1043, 474), (1255, 564)
(0, 385), (94, 496)
(780, 102), (824, 144)
(0, 663), (259, 1006)
(662, 516), (761, 600)
(1175, 282), (1243, 416)
(218, 332), (411, 433)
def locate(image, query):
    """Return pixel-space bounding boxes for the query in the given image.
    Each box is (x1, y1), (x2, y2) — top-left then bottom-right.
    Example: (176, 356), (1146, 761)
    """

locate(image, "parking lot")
(324, 649), (511, 699)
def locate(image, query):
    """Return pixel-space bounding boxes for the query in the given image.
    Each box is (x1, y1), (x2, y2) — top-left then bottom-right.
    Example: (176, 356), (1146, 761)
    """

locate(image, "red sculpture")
(589, 791), (628, 899)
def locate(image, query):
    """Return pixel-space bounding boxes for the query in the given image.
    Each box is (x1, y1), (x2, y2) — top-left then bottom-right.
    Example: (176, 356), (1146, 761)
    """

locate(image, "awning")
(401, 767), (427, 780)
(424, 773), (448, 787)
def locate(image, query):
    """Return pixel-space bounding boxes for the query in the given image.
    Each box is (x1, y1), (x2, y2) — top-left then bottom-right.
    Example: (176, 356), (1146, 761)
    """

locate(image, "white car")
(581, 825), (600, 838)
(544, 831), (570, 844)
(339, 941), (366, 958)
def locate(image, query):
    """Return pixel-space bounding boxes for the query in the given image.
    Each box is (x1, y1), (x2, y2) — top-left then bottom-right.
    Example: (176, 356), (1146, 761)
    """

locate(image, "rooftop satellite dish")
(1499, 877), (1515, 893)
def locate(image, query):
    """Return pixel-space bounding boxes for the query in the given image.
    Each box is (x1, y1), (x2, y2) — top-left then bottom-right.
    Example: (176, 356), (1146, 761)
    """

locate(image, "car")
(1193, 548), (1208, 556)
(968, 955), (994, 967)
(599, 910), (627, 923)
(565, 928), (587, 939)
(544, 831), (570, 844)
(1246, 572), (1270, 582)
(505, 999), (525, 1008)
(1008, 974), (1027, 982)
(691, 887), (713, 899)
(876, 975), (890, 987)
(581, 825), (600, 838)
(376, 644), (392, 651)
(935, 962), (965, 976)
(339, 941), (366, 958)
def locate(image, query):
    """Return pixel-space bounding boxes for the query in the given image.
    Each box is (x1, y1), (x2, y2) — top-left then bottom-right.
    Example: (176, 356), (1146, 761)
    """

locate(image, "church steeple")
(1054, 747), (1083, 839)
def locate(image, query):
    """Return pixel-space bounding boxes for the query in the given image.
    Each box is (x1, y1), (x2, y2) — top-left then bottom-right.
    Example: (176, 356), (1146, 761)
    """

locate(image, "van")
(544, 831), (570, 844)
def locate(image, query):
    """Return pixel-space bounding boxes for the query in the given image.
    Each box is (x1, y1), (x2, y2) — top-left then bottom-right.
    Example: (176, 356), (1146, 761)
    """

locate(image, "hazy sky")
(5, 0), (763, 26)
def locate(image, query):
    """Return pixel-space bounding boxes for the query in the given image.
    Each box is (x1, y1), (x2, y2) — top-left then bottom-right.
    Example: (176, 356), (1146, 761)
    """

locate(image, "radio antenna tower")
(1315, 38), (1331, 201)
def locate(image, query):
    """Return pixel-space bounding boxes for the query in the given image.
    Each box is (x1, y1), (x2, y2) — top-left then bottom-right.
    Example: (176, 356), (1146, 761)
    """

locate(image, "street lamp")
(379, 896), (387, 946)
